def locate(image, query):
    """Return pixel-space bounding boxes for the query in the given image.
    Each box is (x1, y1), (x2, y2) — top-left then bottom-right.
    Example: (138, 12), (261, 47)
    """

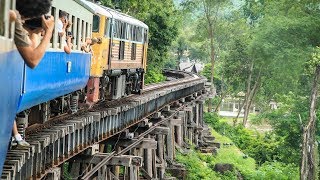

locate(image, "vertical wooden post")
(167, 122), (175, 163)
(113, 146), (121, 178)
(152, 149), (157, 179)
(156, 134), (165, 179)
(176, 125), (182, 146)
(144, 147), (153, 177)
(129, 165), (139, 180)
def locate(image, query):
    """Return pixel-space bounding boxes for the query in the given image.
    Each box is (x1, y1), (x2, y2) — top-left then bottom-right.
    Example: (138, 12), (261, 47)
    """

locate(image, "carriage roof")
(79, 0), (148, 29)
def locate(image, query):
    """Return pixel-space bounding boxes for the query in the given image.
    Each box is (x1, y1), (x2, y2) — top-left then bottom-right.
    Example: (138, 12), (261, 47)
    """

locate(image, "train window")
(92, 15), (100, 33)
(131, 43), (136, 60)
(0, 0), (5, 36)
(126, 24), (130, 40)
(128, 24), (133, 40)
(144, 29), (148, 43)
(82, 20), (85, 41)
(115, 20), (118, 38)
(50, 7), (56, 44)
(85, 22), (88, 37)
(113, 20), (117, 38)
(119, 41), (125, 60)
(76, 18), (80, 47)
(137, 27), (143, 42)
(10, 0), (13, 9)
(118, 21), (123, 39)
(104, 18), (109, 37)
(9, 0), (15, 39)
(121, 22), (127, 40)
(71, 15), (75, 46)
(132, 26), (137, 42)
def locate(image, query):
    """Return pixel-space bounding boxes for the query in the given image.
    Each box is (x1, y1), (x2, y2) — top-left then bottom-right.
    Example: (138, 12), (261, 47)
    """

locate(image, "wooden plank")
(151, 127), (169, 135)
(115, 138), (157, 149)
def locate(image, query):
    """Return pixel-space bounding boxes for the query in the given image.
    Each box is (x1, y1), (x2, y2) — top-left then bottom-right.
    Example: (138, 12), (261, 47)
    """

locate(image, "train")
(0, 0), (148, 175)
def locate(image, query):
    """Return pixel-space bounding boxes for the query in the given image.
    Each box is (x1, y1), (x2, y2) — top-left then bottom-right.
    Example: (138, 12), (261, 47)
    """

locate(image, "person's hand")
(41, 15), (54, 33)
(63, 19), (68, 28)
(9, 10), (17, 22)
(22, 24), (43, 35)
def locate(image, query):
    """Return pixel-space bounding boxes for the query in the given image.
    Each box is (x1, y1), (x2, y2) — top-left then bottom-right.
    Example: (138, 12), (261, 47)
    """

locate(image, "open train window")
(104, 18), (110, 37)
(50, 7), (56, 45)
(115, 20), (122, 39)
(119, 41), (125, 60)
(144, 29), (148, 43)
(92, 15), (100, 33)
(82, 20), (85, 41)
(76, 18), (80, 47)
(132, 26), (137, 41)
(131, 43), (136, 60)
(0, 0), (6, 36)
(71, 15), (75, 47)
(8, 0), (15, 39)
(121, 22), (127, 40)
(137, 27), (143, 42)
(126, 24), (131, 40)
(85, 22), (88, 37)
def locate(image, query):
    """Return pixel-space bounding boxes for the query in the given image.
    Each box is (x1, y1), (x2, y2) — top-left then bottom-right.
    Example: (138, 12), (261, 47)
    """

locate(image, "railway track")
(1, 70), (208, 180)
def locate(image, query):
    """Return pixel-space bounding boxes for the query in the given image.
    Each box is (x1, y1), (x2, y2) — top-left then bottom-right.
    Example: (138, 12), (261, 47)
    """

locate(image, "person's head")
(16, 0), (51, 20)
(85, 37), (92, 44)
(59, 11), (68, 23)
(91, 38), (98, 45)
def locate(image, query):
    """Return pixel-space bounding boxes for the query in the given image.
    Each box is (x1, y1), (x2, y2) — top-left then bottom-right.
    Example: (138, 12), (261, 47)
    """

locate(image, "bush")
(247, 161), (299, 180)
(203, 112), (299, 179)
(176, 149), (218, 180)
(204, 113), (281, 165)
(144, 67), (166, 84)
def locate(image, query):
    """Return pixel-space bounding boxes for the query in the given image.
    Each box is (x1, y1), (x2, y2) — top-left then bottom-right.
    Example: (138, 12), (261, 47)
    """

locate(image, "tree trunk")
(208, 22), (215, 113)
(234, 100), (245, 124)
(243, 73), (261, 124)
(247, 80), (260, 115)
(300, 65), (320, 180)
(203, 0), (216, 113)
(243, 62), (254, 126)
(214, 93), (227, 112)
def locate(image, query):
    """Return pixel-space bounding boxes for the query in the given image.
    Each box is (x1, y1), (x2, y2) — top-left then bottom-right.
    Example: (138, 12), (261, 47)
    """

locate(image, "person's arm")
(17, 15), (54, 68)
(64, 36), (72, 54)
(81, 43), (90, 53)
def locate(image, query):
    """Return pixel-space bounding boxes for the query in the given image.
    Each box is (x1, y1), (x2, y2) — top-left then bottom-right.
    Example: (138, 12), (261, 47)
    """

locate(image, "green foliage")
(144, 67), (166, 84)
(204, 113), (279, 165)
(247, 161), (299, 180)
(201, 63), (224, 93)
(176, 150), (217, 180)
(177, 124), (299, 180)
(305, 46), (320, 75)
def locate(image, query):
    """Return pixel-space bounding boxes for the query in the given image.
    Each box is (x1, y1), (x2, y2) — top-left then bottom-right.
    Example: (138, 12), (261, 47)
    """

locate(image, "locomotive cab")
(83, 1), (148, 102)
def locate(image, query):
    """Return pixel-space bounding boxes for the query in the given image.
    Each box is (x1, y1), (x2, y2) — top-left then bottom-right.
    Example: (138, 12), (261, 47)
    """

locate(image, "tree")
(301, 47), (320, 180)
(181, 0), (229, 112)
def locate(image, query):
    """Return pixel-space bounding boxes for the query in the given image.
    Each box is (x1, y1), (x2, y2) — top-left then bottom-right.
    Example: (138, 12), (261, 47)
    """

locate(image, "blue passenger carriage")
(0, 0), (24, 174)
(0, 0), (94, 175)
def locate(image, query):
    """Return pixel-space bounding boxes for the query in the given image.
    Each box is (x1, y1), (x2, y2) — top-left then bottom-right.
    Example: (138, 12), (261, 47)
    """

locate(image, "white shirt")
(57, 19), (63, 33)
(56, 19), (67, 47)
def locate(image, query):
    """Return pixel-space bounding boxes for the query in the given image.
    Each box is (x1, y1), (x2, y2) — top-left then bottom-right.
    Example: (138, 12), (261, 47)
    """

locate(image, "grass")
(176, 128), (257, 180)
(208, 129), (257, 177)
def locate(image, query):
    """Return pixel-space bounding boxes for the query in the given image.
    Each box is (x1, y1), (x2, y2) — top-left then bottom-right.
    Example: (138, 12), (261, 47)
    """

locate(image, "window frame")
(92, 15), (100, 33)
